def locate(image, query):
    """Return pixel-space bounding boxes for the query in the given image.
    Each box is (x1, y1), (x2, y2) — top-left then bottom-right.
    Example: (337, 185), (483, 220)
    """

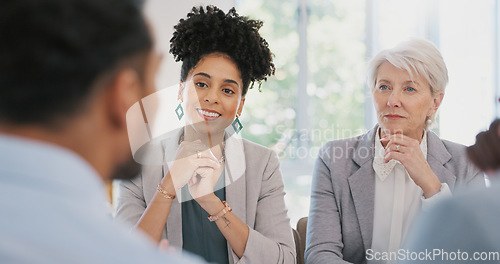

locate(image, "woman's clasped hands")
(165, 140), (224, 200)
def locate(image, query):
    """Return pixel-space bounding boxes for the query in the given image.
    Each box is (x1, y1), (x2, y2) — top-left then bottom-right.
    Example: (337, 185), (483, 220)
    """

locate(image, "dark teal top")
(181, 171), (229, 264)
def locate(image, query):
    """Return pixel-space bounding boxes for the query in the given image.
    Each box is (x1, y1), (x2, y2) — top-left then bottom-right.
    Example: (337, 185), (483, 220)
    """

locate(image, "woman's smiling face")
(180, 53), (245, 137)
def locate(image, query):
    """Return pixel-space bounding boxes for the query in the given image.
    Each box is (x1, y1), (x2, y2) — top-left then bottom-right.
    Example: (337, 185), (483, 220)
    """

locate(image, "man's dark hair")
(170, 5), (275, 96)
(467, 119), (500, 172)
(0, 0), (152, 126)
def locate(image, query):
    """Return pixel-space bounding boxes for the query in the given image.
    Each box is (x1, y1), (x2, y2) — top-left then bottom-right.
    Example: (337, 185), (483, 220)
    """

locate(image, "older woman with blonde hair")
(305, 38), (485, 264)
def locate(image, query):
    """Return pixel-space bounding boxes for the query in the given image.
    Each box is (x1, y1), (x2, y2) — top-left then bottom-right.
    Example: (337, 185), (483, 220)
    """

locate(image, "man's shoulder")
(0, 199), (204, 264)
(0, 168), (204, 264)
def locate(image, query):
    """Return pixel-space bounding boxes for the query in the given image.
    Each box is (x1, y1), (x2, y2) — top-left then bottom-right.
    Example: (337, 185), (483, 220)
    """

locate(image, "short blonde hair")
(367, 38), (448, 129)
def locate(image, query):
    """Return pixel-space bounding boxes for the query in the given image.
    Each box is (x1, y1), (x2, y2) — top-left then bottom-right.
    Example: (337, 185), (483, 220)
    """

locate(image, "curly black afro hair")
(170, 5), (275, 96)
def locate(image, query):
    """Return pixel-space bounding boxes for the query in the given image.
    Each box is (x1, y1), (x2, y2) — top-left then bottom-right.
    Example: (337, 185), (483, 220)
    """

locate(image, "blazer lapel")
(426, 131), (456, 189)
(348, 126), (377, 251)
(161, 130), (183, 247)
(166, 197), (182, 247)
(225, 134), (246, 221)
(345, 128), (455, 252)
(224, 134), (246, 263)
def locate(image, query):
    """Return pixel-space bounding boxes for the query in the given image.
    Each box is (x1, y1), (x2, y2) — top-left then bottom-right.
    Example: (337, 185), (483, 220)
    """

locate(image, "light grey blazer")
(115, 133), (296, 264)
(305, 126), (485, 264)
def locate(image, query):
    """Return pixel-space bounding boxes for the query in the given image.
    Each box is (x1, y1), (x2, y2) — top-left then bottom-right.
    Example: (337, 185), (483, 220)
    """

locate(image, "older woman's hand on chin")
(381, 134), (442, 198)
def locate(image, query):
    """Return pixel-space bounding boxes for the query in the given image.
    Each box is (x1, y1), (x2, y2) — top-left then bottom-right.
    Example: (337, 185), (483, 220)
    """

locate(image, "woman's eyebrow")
(193, 72), (211, 78)
(224, 79), (240, 87)
(403, 80), (419, 85)
(377, 79), (391, 84)
(194, 72), (240, 88)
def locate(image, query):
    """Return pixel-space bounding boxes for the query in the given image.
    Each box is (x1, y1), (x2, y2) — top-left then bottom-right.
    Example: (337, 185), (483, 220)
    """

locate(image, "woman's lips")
(384, 114), (404, 120)
(196, 108), (221, 120)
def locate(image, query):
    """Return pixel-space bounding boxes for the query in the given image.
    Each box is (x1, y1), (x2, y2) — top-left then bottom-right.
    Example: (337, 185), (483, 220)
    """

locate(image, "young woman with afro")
(116, 6), (296, 264)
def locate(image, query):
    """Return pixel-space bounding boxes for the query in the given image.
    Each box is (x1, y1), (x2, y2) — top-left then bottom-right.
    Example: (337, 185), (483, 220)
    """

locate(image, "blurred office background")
(120, 0), (500, 226)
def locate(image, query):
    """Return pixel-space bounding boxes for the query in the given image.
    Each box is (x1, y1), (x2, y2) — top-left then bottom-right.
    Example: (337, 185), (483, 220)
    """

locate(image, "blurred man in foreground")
(0, 0), (204, 263)
(402, 120), (499, 263)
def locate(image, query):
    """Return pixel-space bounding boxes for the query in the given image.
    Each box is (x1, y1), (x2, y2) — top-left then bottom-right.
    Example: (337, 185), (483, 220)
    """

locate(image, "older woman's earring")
(426, 117), (433, 126)
(232, 114), (243, 134)
(175, 100), (184, 120)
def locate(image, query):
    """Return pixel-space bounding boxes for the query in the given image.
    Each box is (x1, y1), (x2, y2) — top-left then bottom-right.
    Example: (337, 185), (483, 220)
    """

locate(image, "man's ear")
(106, 69), (141, 128)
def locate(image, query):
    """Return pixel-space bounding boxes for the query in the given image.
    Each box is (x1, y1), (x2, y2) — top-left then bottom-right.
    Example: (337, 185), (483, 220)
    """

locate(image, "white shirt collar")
(373, 129), (428, 181)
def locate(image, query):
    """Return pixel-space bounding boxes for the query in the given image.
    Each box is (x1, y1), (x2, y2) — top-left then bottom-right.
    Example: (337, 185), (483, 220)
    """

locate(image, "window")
(237, 0), (498, 225)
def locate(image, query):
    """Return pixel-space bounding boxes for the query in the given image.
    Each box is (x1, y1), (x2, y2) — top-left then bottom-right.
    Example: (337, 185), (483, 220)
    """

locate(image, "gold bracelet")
(208, 201), (232, 222)
(156, 184), (175, 200)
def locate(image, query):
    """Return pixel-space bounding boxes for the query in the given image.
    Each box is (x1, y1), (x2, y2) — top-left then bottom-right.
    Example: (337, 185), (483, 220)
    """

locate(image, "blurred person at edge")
(115, 5), (295, 264)
(305, 38), (485, 264)
(402, 119), (500, 264)
(0, 0), (205, 263)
